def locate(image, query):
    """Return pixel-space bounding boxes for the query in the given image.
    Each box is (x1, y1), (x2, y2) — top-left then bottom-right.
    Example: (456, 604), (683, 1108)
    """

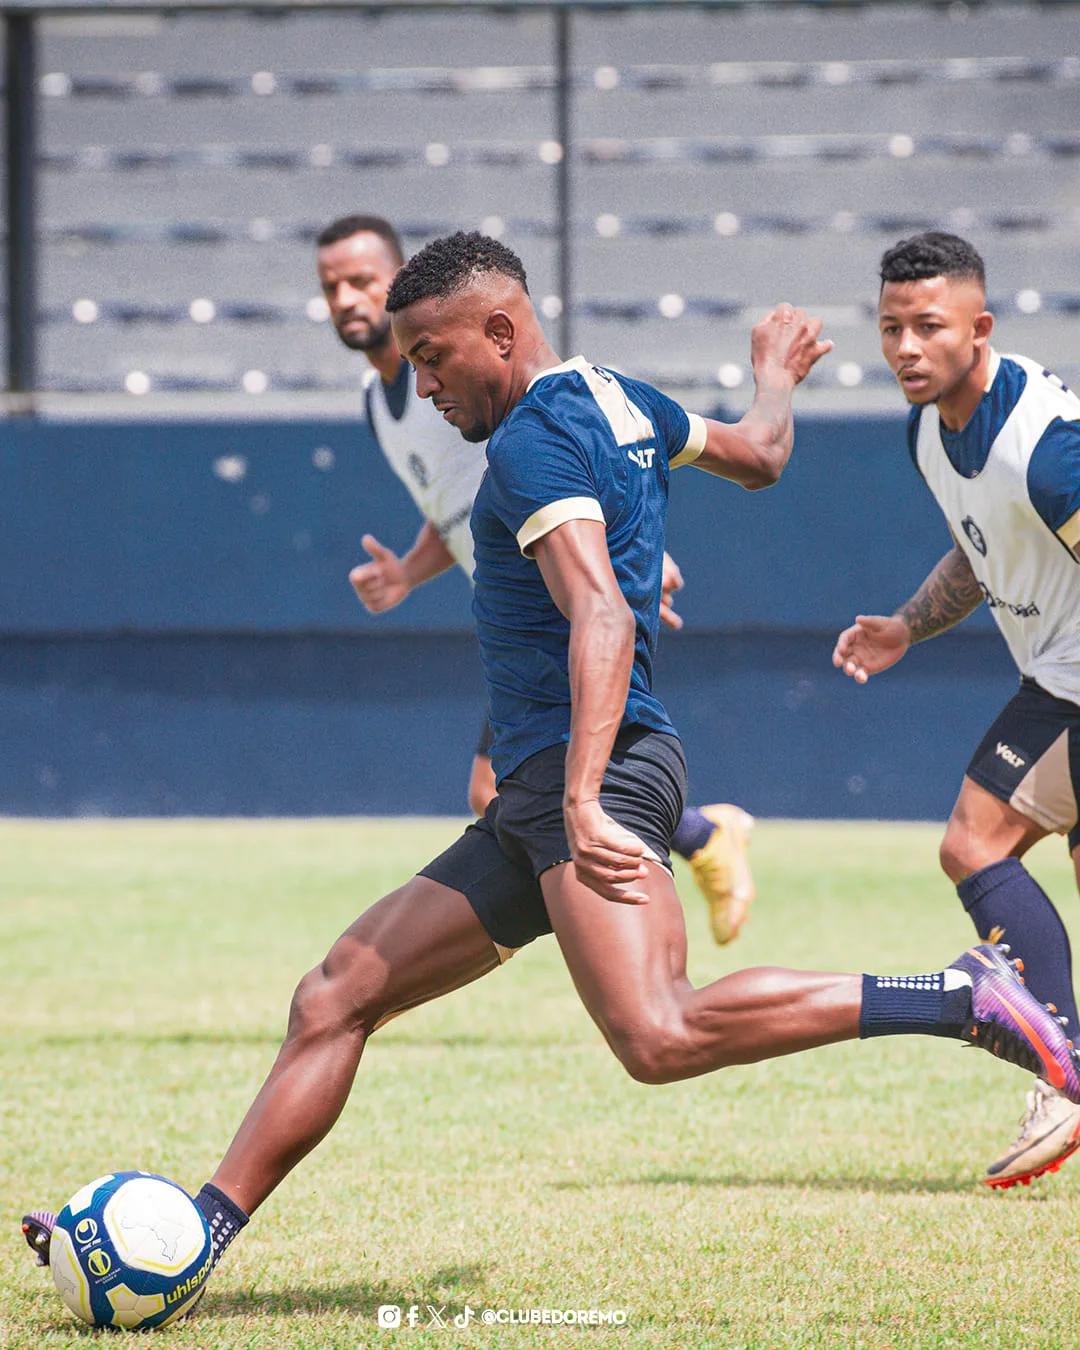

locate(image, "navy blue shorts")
(966, 677), (1080, 851)
(419, 725), (687, 949)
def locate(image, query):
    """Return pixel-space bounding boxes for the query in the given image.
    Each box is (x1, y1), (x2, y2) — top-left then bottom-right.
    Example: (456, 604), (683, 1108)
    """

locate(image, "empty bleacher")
(17, 0), (1080, 412)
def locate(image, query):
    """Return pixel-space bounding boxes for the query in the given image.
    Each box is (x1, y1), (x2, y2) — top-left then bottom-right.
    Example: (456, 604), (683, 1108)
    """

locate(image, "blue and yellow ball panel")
(51, 1171), (212, 1330)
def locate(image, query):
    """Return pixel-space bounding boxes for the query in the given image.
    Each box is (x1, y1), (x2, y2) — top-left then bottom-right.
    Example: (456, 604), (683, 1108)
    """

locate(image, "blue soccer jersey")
(471, 356), (706, 781)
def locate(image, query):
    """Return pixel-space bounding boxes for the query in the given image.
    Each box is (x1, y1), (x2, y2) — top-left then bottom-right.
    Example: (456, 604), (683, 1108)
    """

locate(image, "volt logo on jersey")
(628, 446), (655, 469)
(962, 516), (988, 556)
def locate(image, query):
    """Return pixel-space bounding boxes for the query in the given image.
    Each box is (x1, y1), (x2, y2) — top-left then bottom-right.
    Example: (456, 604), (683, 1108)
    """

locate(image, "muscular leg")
(939, 775), (1077, 1028)
(212, 877), (499, 1214)
(939, 775), (1048, 883)
(541, 861), (859, 1085)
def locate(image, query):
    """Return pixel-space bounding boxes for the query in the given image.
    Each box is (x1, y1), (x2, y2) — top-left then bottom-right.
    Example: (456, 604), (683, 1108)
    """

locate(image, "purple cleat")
(949, 943), (1080, 1104)
(21, 1210), (55, 1267)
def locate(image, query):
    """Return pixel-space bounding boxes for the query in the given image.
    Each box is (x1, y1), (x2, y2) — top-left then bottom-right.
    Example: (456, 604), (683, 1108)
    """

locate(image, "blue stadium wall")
(1, 414), (1013, 819)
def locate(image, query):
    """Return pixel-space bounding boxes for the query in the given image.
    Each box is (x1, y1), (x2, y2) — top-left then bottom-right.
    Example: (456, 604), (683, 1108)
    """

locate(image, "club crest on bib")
(962, 516), (988, 556)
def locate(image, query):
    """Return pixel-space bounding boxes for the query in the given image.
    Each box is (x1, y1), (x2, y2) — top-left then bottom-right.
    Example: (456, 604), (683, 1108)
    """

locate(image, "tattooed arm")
(894, 546), (984, 642)
(832, 546), (983, 683)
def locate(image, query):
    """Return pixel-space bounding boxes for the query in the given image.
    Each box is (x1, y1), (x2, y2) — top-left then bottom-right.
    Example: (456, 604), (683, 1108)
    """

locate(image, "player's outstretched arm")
(833, 545), (984, 683)
(349, 521), (455, 613)
(692, 304), (832, 489)
(533, 518), (651, 905)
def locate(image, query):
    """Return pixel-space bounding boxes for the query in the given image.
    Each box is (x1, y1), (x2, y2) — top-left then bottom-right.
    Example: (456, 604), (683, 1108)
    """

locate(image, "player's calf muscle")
(603, 969), (861, 1084)
(599, 995), (751, 1086)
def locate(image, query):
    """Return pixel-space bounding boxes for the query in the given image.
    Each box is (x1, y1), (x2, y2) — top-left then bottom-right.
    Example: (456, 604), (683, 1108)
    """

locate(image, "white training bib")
(365, 363), (487, 579)
(914, 351), (1080, 704)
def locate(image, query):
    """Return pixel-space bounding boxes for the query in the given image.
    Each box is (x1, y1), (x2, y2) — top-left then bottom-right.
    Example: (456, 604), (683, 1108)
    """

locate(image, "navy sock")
(859, 969), (974, 1039)
(957, 857), (1079, 1031)
(194, 1183), (249, 1269)
(670, 806), (715, 860)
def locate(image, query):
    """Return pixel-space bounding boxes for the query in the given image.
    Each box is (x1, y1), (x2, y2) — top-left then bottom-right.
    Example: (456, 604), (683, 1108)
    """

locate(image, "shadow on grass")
(31, 1030), (283, 1048)
(28, 1030), (575, 1051)
(205, 1262), (491, 1322)
(373, 1033), (577, 1049)
(552, 1169), (982, 1196)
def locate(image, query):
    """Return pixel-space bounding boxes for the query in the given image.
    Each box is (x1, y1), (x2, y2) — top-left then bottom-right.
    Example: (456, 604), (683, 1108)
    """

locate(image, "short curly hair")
(385, 231), (528, 313)
(879, 231), (985, 288)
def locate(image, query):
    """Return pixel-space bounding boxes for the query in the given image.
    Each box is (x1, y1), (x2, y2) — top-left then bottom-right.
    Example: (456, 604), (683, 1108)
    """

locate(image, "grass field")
(3, 818), (1080, 1350)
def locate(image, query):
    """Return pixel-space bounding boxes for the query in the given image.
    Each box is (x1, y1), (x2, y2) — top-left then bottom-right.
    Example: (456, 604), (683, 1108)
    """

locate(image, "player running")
(834, 231), (1080, 1190)
(24, 233), (1080, 1280)
(317, 213), (754, 944)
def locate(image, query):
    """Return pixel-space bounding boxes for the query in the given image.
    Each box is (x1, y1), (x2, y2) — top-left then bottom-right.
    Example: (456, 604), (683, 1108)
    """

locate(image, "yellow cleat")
(687, 804), (756, 946)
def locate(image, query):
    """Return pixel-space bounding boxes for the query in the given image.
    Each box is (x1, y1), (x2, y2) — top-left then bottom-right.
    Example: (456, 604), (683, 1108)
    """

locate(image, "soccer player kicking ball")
(317, 212), (754, 943)
(24, 234), (1080, 1280)
(834, 231), (1080, 1190)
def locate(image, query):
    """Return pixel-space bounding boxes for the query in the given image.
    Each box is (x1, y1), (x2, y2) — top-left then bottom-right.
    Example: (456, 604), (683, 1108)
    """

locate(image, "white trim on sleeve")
(1057, 505), (1080, 551)
(516, 496), (605, 556)
(670, 412), (707, 468)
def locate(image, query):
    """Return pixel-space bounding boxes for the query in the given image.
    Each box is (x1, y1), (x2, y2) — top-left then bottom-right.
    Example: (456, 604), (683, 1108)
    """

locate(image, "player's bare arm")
(349, 520), (455, 613)
(533, 518), (650, 906)
(833, 545), (984, 683)
(660, 551), (684, 630)
(692, 304), (832, 488)
(897, 544), (984, 641)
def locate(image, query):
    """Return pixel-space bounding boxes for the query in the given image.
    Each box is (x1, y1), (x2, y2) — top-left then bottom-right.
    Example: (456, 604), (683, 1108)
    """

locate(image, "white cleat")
(984, 1078), (1080, 1190)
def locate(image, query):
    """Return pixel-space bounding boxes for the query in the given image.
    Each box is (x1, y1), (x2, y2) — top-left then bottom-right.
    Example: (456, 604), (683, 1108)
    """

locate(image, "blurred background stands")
(2, 0), (1079, 416)
(3, 0), (1080, 819)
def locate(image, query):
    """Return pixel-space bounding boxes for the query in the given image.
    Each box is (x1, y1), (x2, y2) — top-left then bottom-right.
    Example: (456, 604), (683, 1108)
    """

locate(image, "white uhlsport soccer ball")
(49, 1172), (212, 1330)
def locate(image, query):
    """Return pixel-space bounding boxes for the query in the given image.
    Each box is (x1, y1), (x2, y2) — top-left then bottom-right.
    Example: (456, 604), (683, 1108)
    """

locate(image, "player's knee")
(938, 831), (966, 884)
(286, 948), (381, 1044)
(607, 1018), (695, 1086)
(285, 968), (331, 1044)
(939, 822), (992, 884)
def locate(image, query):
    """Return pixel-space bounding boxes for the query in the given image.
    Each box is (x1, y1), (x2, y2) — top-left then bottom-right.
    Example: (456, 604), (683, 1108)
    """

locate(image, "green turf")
(3, 818), (1079, 1349)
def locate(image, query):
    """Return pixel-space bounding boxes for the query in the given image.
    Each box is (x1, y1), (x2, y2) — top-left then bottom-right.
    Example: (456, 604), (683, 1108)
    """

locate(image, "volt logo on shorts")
(996, 743), (1027, 769)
